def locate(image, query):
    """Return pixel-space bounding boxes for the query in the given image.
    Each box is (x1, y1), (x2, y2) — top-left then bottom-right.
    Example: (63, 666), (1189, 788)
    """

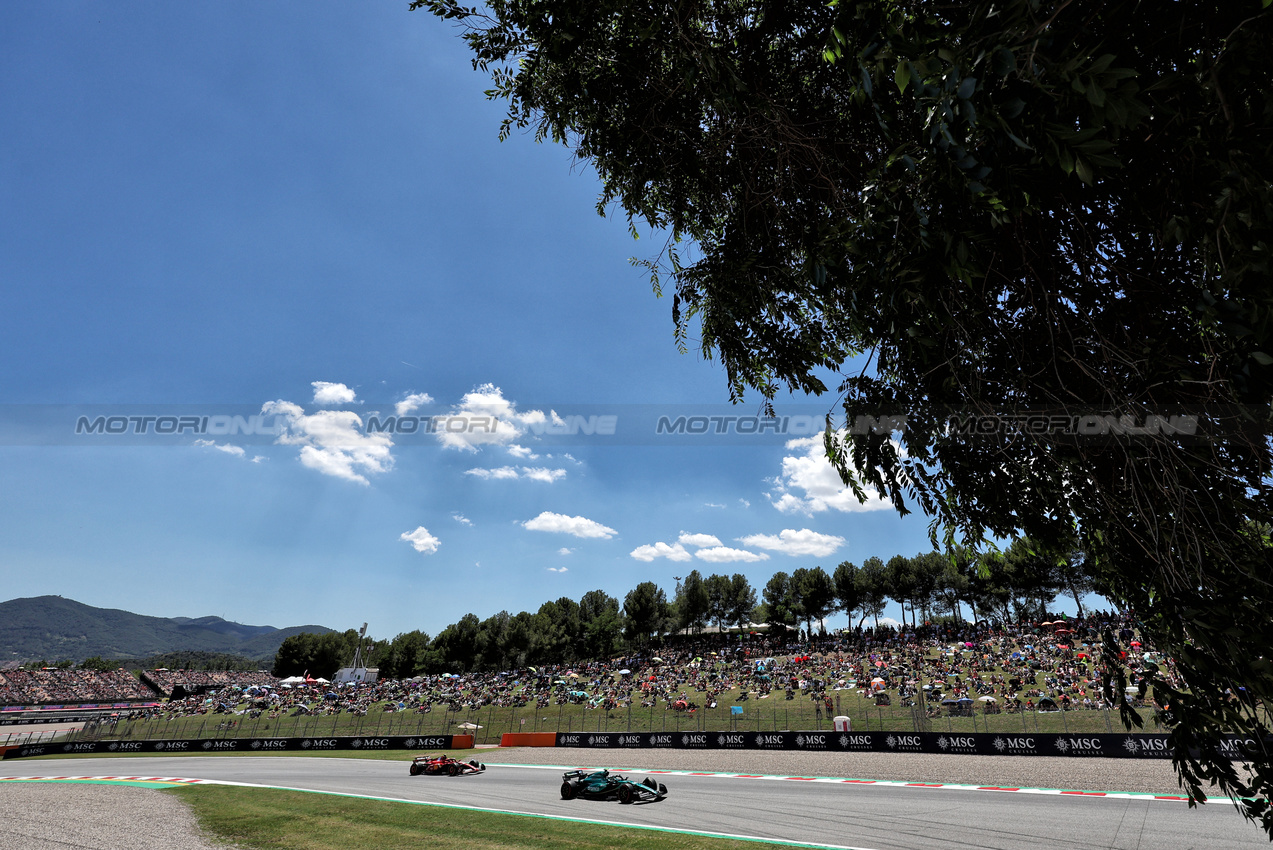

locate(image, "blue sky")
(0, 3), (1075, 640)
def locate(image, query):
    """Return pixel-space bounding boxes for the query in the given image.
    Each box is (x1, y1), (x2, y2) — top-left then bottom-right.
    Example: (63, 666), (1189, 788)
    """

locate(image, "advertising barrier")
(0, 714), (125, 727)
(553, 730), (1262, 760)
(0, 703), (158, 714)
(2, 734), (473, 760)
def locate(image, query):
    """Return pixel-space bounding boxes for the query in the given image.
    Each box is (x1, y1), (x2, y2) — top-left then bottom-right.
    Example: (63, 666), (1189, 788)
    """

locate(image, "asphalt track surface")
(0, 755), (1263, 849)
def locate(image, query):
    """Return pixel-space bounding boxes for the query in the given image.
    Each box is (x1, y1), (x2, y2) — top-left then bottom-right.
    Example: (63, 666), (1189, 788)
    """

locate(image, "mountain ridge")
(0, 596), (334, 663)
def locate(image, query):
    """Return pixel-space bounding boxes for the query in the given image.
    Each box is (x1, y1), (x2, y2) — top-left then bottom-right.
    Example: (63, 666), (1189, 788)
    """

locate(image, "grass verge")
(168, 784), (810, 850)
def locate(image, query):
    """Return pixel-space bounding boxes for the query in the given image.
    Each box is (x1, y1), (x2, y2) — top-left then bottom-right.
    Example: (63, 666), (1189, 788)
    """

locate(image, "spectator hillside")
(84, 611), (1175, 732)
(141, 670), (278, 698)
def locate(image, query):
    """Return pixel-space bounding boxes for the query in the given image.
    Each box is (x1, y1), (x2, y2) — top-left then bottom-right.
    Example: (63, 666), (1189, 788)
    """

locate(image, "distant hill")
(0, 596), (334, 664)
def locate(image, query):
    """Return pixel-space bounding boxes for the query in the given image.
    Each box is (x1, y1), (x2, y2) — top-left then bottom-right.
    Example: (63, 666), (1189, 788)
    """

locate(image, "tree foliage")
(624, 581), (668, 645)
(271, 630), (368, 679)
(421, 0), (1273, 829)
(762, 571), (796, 632)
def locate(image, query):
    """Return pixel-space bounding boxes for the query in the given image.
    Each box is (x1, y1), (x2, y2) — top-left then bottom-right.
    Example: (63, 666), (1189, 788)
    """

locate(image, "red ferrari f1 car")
(408, 754), (487, 776)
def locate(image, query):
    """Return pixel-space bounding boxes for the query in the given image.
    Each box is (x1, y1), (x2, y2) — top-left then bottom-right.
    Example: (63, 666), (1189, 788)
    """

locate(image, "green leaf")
(1088, 54), (1116, 75)
(1252, 352), (1273, 366)
(1075, 157), (1093, 184)
(992, 47), (1015, 77)
(895, 61), (910, 94)
(957, 76), (976, 99)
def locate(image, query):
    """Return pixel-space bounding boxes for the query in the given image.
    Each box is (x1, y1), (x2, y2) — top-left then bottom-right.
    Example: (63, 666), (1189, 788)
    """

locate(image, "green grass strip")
(167, 783), (871, 850)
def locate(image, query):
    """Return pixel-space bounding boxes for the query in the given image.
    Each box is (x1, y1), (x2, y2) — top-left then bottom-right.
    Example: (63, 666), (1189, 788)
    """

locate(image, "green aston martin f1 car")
(559, 769), (668, 803)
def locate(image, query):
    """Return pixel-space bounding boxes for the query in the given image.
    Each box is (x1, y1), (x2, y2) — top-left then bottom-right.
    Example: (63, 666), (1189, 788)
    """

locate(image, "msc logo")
(843, 735), (873, 747)
(113, 742), (145, 752)
(681, 733), (708, 747)
(303, 739), (339, 749)
(559, 735), (580, 745)
(797, 734), (827, 748)
(647, 734), (673, 746)
(156, 741), (190, 751)
(757, 734), (785, 747)
(351, 738), (390, 749)
(946, 736), (976, 749)
(618, 735), (642, 746)
(253, 740), (289, 750)
(1219, 738), (1256, 755)
(415, 737), (448, 748)
(62, 743), (98, 752)
(716, 734), (745, 747)
(887, 735), (921, 748)
(203, 740), (239, 750)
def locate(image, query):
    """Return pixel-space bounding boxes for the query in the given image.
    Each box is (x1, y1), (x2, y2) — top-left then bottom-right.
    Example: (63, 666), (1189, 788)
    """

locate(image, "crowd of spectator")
(114, 610), (1170, 727)
(141, 669), (278, 698)
(4, 611), (1168, 724)
(0, 669), (156, 705)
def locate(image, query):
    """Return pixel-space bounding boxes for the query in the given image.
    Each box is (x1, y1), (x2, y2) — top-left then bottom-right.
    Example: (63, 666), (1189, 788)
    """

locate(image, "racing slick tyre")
(469, 759), (485, 771)
(448, 763), (460, 776)
(560, 781), (578, 800)
(659, 783), (668, 795)
(618, 785), (634, 805)
(409, 764), (422, 776)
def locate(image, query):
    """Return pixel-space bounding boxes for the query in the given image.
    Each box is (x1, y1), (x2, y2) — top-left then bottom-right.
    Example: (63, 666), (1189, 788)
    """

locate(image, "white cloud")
(557, 547), (574, 556)
(739, 498), (751, 508)
(507, 444), (537, 459)
(452, 513), (472, 525)
(465, 465), (567, 482)
(312, 381), (356, 405)
(738, 528), (846, 557)
(195, 439), (245, 458)
(547, 566), (569, 573)
(262, 399), (393, 486)
(704, 502), (726, 509)
(434, 383), (553, 452)
(768, 435), (893, 514)
(678, 532), (723, 548)
(522, 511), (617, 539)
(630, 542), (693, 562)
(695, 546), (770, 563)
(466, 466), (521, 480)
(400, 526), (441, 555)
(521, 467), (567, 483)
(395, 392), (434, 416)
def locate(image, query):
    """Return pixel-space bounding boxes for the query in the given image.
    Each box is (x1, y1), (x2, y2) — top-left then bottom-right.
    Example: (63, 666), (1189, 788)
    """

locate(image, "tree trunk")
(1065, 578), (1086, 619)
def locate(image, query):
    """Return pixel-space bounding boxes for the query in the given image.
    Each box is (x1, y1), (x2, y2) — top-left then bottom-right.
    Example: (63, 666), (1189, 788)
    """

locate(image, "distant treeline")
(273, 537), (1094, 679)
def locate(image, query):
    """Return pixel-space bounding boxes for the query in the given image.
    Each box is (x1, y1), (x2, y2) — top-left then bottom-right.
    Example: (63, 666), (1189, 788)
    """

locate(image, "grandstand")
(0, 669), (155, 707)
(0, 668), (280, 708)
